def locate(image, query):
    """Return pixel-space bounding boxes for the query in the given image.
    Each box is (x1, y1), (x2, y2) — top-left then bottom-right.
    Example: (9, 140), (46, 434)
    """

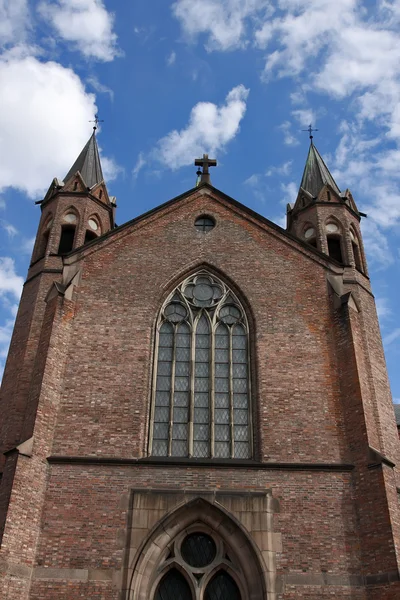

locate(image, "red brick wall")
(1, 186), (399, 599)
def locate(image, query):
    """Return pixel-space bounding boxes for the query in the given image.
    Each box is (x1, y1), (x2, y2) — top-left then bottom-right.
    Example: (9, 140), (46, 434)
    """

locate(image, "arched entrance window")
(150, 271), (252, 459)
(152, 529), (244, 600)
(155, 569), (192, 600)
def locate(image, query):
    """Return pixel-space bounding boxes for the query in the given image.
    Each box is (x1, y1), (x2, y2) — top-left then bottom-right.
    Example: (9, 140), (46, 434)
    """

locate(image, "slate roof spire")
(64, 129), (104, 189)
(300, 139), (340, 198)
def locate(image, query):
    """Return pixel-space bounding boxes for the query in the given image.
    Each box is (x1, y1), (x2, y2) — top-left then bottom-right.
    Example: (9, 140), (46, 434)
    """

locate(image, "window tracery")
(153, 529), (243, 600)
(150, 271), (252, 459)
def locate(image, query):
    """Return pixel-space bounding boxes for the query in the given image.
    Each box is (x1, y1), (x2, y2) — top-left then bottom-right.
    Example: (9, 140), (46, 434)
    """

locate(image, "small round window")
(181, 533), (216, 567)
(195, 215), (215, 233)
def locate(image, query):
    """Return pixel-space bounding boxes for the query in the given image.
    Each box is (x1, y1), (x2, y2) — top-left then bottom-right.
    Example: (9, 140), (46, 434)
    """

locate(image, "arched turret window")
(58, 210), (78, 254)
(150, 271), (252, 460)
(350, 227), (364, 272)
(326, 219), (344, 264)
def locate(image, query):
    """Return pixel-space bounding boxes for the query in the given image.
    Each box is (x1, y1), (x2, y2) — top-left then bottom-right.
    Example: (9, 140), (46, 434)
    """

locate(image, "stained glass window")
(155, 569), (192, 600)
(204, 572), (241, 600)
(151, 271), (251, 459)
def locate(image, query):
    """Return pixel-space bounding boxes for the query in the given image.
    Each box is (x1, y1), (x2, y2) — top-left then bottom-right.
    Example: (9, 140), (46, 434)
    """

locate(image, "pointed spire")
(64, 130), (104, 189)
(300, 140), (340, 198)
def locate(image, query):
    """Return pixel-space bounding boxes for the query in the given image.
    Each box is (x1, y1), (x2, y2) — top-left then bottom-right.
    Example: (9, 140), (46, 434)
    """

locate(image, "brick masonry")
(0, 184), (399, 599)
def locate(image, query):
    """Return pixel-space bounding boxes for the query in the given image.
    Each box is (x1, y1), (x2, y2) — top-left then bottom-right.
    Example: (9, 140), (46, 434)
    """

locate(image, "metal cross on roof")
(302, 124), (319, 141)
(194, 153), (217, 185)
(89, 113), (104, 131)
(195, 153), (217, 174)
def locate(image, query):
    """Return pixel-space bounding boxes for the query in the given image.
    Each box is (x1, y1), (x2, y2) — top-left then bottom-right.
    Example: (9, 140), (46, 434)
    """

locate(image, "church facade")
(0, 132), (400, 599)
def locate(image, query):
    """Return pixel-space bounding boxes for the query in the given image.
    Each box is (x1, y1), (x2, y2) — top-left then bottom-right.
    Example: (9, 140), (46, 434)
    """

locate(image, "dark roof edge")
(62, 183), (346, 270)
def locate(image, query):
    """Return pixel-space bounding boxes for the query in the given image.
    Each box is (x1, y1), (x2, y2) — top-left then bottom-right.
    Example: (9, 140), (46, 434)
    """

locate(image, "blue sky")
(0, 0), (399, 403)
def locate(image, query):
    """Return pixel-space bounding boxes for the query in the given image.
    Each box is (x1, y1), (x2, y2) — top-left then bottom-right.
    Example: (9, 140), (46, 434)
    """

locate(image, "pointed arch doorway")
(127, 496), (270, 600)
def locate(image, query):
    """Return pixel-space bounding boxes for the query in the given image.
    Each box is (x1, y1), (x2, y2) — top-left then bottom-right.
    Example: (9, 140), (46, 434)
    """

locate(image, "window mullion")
(229, 326), (234, 458)
(168, 324), (177, 457)
(210, 323), (215, 458)
(189, 320), (196, 457)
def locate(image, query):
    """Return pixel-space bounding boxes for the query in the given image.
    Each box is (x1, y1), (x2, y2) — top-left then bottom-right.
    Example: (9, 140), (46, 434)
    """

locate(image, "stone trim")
(46, 455), (355, 471)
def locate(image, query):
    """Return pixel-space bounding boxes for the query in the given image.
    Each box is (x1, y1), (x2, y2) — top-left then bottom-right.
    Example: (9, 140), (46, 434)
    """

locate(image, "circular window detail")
(164, 303), (188, 323)
(181, 533), (216, 568)
(88, 218), (98, 231)
(326, 222), (339, 233)
(195, 215), (215, 233)
(64, 213), (77, 224)
(219, 305), (241, 325)
(183, 276), (223, 308)
(304, 227), (315, 239)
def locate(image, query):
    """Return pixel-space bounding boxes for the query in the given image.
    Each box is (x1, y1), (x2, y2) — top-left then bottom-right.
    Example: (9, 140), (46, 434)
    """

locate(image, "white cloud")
(133, 152), (146, 181)
(265, 160), (292, 177)
(1, 221), (17, 238)
(0, 54), (105, 197)
(172, 0), (271, 51)
(278, 121), (299, 146)
(361, 219), (394, 268)
(0, 0), (29, 46)
(0, 257), (23, 301)
(383, 328), (400, 347)
(166, 51), (176, 66)
(375, 297), (391, 320)
(0, 197), (5, 209)
(280, 181), (297, 206)
(38, 0), (119, 61)
(87, 75), (114, 101)
(155, 84), (249, 169)
(101, 155), (123, 183)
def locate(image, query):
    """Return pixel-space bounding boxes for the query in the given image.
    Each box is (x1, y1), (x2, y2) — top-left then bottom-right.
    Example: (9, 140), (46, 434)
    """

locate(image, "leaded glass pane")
(193, 441), (208, 457)
(195, 348), (209, 362)
(195, 362), (209, 377)
(159, 346), (173, 361)
(155, 390), (170, 406)
(152, 440), (168, 456)
(214, 442), (230, 458)
(175, 377), (189, 391)
(173, 407), (188, 423)
(194, 424), (209, 440)
(233, 394), (248, 408)
(181, 533), (216, 567)
(234, 442), (251, 459)
(232, 349), (246, 363)
(157, 361), (172, 376)
(204, 571), (241, 600)
(154, 423), (169, 439)
(215, 425), (230, 441)
(215, 363), (229, 378)
(195, 378), (209, 392)
(155, 569), (192, 600)
(194, 408), (209, 423)
(234, 426), (248, 441)
(171, 440), (188, 457)
(174, 392), (189, 407)
(215, 378), (229, 392)
(157, 376), (171, 391)
(175, 362), (190, 376)
(154, 407), (169, 422)
(173, 424), (187, 440)
(215, 393), (229, 408)
(215, 409), (229, 424)
(232, 363), (247, 378)
(233, 410), (248, 425)
(215, 348), (229, 363)
(176, 347), (190, 361)
(233, 379), (247, 393)
(194, 392), (209, 407)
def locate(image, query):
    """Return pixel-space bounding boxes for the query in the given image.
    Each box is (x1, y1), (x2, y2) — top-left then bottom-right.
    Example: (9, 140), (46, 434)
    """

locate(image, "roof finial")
(302, 124), (318, 142)
(194, 153), (217, 185)
(89, 113), (104, 132)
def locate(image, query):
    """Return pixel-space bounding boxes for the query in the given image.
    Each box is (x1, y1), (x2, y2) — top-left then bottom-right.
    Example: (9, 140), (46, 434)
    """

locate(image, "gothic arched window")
(153, 529), (243, 600)
(150, 271), (252, 459)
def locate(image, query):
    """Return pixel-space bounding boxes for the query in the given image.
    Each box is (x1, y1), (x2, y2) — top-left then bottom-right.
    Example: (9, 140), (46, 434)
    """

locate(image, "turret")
(31, 129), (116, 264)
(286, 138), (367, 275)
